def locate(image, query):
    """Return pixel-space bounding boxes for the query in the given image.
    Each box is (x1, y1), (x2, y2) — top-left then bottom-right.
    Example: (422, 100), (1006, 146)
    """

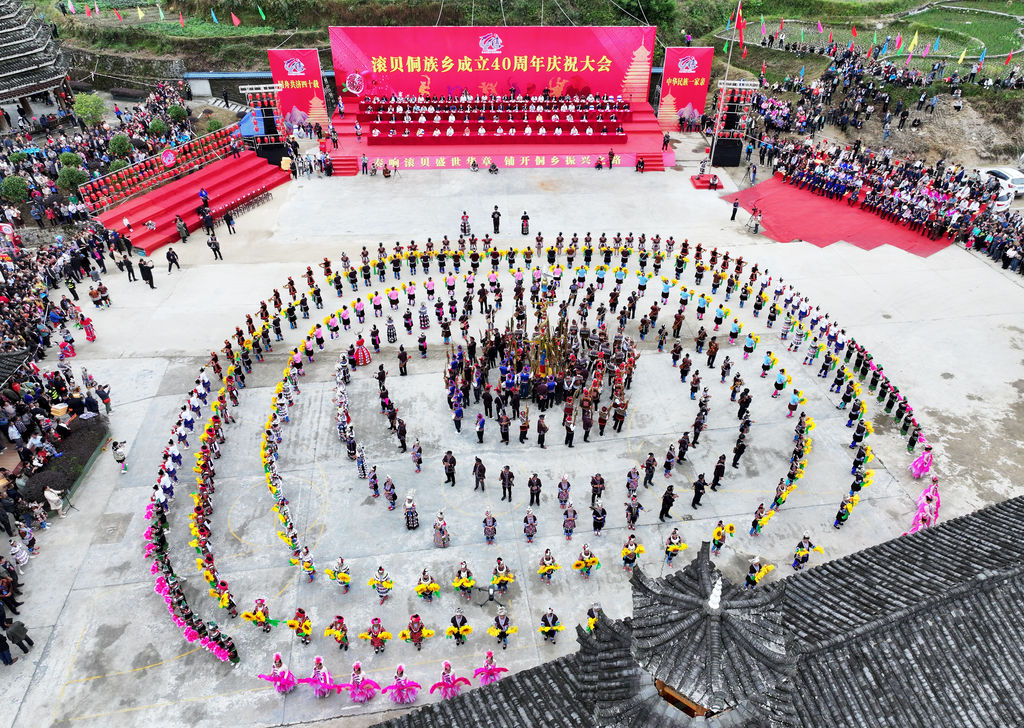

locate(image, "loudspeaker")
(711, 138), (742, 167)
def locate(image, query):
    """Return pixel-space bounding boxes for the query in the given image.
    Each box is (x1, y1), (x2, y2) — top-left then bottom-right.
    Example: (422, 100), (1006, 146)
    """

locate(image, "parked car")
(992, 189), (1013, 213)
(982, 167), (1024, 197)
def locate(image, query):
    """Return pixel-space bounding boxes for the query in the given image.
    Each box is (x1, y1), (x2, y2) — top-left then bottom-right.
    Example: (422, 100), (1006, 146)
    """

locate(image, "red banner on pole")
(657, 47), (714, 131)
(267, 48), (329, 133)
(329, 26), (657, 102)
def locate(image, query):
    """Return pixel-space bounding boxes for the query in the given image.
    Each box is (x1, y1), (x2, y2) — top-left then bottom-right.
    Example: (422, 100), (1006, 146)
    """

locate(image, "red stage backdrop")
(657, 47), (714, 131)
(267, 48), (330, 132)
(329, 26), (657, 102)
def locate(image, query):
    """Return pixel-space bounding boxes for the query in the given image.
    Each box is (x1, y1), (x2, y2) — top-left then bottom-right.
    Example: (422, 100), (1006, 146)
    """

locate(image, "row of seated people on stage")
(358, 92), (631, 115)
(364, 108), (628, 125)
(370, 121), (625, 140)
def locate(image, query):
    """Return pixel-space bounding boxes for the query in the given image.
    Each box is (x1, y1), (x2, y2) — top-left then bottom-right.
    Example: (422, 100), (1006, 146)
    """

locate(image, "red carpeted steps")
(96, 151), (291, 255)
(637, 153), (665, 172)
(334, 156), (359, 176)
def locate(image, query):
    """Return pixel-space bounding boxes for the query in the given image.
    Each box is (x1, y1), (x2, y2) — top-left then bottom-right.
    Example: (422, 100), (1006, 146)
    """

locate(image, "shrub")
(0, 175), (29, 202)
(24, 416), (108, 503)
(8, 152), (28, 165)
(108, 134), (133, 158)
(108, 159), (129, 173)
(57, 167), (90, 193)
(59, 151), (83, 168)
(206, 119), (223, 133)
(73, 93), (107, 126)
(148, 118), (169, 136)
(168, 104), (187, 122)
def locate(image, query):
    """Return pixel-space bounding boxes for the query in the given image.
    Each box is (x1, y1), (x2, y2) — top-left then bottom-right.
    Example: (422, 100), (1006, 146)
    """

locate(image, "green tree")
(206, 119), (223, 133)
(168, 104), (187, 122)
(73, 93), (107, 126)
(59, 151), (83, 168)
(7, 152), (28, 166)
(148, 119), (169, 136)
(108, 159), (129, 173)
(0, 175), (29, 203)
(108, 134), (133, 158)
(57, 167), (90, 193)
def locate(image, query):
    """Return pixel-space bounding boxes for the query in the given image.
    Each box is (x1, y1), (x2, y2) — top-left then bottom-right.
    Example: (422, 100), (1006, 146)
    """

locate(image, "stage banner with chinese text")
(657, 47), (713, 131)
(329, 26), (656, 101)
(267, 48), (330, 132)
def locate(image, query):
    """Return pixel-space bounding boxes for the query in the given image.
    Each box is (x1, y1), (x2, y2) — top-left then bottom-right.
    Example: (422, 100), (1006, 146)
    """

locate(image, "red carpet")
(96, 151), (292, 255)
(328, 102), (671, 172)
(724, 175), (951, 257)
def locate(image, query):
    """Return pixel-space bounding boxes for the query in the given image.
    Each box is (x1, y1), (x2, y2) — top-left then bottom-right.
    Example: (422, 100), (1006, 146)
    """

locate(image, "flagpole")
(709, 0), (742, 170)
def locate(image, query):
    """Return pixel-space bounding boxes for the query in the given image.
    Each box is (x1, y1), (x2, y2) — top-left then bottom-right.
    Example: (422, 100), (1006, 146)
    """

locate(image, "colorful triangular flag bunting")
(257, 6), (266, 20)
(231, 12), (240, 25)
(211, 9), (218, 23)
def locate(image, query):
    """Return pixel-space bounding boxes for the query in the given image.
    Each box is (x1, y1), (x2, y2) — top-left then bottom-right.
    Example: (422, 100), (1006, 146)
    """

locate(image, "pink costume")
(473, 651), (508, 685)
(257, 654), (297, 693)
(429, 663), (470, 700)
(909, 446), (933, 479)
(338, 664), (380, 703)
(383, 666), (421, 704)
(301, 660), (333, 698)
(904, 478), (941, 535)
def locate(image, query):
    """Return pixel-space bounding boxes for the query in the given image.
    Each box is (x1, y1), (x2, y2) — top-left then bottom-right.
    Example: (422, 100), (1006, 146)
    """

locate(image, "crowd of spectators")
(1, 81), (198, 229)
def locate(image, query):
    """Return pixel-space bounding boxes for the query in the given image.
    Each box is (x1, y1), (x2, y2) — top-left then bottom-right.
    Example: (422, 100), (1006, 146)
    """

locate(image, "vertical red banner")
(658, 47), (714, 131)
(267, 49), (329, 133)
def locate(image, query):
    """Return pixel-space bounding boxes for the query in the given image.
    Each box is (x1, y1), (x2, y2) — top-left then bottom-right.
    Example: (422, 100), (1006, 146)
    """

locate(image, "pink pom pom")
(172, 616), (186, 627)
(214, 647), (229, 660)
(145, 504), (154, 518)
(150, 562), (159, 575)
(143, 526), (153, 540)
(183, 628), (200, 643)
(163, 595), (173, 604)
(144, 543), (156, 557)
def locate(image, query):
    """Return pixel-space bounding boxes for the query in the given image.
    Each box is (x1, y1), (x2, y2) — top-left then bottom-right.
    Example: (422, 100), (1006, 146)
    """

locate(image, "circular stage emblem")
(346, 73), (365, 95)
(161, 149), (176, 167)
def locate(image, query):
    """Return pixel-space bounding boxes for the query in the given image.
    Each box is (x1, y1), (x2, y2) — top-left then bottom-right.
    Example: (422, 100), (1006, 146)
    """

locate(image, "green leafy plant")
(0, 175), (29, 203)
(108, 134), (133, 158)
(206, 119), (223, 132)
(148, 119), (169, 136)
(8, 152), (28, 165)
(57, 167), (90, 193)
(73, 93), (107, 126)
(108, 159), (129, 173)
(59, 152), (83, 168)
(168, 104), (187, 122)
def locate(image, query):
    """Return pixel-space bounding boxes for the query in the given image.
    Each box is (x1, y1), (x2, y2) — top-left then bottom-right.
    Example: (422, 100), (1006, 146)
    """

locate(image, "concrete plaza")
(5, 142), (1024, 727)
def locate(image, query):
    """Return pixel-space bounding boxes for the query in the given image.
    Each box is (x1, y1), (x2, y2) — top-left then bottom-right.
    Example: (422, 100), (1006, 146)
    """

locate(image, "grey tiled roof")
(630, 543), (795, 712)
(0, 0), (67, 103)
(780, 494), (1024, 649)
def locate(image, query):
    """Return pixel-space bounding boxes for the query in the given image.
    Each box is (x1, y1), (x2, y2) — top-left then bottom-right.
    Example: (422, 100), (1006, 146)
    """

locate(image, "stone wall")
(64, 47), (187, 92)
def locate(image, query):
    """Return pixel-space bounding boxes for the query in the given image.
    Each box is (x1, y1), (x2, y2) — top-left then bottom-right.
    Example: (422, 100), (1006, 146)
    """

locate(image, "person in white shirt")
(478, 125), (487, 135)
(570, 126), (579, 136)
(585, 127), (594, 136)
(446, 126), (455, 136)
(538, 126), (547, 135)
(525, 126), (533, 135)
(496, 126), (504, 135)
(553, 127), (562, 136)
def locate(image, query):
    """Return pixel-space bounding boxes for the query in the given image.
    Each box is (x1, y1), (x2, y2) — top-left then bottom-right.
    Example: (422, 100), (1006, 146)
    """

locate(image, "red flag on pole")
(84, 3), (90, 16)
(851, 25), (858, 37)
(828, 30), (832, 43)
(742, 45), (748, 58)
(849, 40), (855, 52)
(1006, 50), (1014, 65)
(231, 12), (241, 26)
(113, 8), (122, 20)
(178, 11), (184, 26)
(761, 60), (766, 76)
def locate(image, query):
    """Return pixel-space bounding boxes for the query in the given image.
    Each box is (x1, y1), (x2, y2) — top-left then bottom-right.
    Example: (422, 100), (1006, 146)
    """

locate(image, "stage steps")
(334, 156), (360, 176)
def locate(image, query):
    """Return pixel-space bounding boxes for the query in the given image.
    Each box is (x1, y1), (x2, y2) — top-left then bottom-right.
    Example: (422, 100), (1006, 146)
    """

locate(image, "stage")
(725, 176), (952, 258)
(327, 103), (672, 172)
